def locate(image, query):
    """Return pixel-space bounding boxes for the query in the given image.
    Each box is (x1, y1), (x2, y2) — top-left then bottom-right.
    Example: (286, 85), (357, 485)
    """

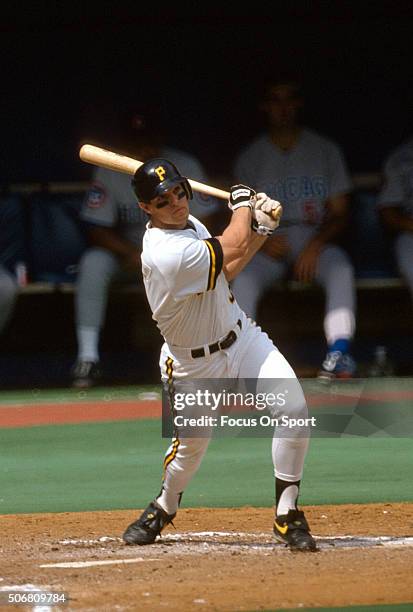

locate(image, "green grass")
(0, 419), (412, 514)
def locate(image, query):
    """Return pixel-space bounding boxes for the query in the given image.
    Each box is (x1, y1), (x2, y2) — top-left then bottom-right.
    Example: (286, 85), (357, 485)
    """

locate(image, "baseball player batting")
(122, 159), (316, 552)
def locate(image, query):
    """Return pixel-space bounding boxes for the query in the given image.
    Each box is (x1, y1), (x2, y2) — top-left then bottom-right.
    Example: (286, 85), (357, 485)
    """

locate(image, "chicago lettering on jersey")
(263, 175), (328, 204)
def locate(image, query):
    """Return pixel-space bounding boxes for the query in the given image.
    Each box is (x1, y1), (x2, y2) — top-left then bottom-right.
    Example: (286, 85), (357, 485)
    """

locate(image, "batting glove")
(251, 193), (283, 236)
(228, 184), (256, 212)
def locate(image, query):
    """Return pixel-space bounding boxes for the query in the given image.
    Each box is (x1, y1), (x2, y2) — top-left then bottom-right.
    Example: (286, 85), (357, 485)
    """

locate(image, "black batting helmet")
(132, 158), (193, 202)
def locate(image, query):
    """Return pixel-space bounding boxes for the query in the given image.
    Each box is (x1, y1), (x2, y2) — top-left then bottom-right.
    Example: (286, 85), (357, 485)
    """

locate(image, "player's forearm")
(380, 207), (413, 233)
(309, 193), (351, 247)
(309, 214), (348, 248)
(216, 208), (255, 281)
(88, 227), (138, 259)
(218, 207), (252, 260)
(224, 233), (267, 281)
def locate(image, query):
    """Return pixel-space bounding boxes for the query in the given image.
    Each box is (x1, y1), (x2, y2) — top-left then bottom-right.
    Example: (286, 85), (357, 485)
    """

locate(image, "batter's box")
(57, 533), (413, 554)
(159, 531), (413, 551)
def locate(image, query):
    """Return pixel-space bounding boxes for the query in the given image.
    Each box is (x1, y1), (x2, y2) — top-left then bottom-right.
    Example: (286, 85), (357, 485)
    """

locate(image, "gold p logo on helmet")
(155, 165), (166, 181)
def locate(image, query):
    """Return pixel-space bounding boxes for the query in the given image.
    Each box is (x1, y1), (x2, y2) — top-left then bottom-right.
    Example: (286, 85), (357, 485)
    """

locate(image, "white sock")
(156, 487), (181, 516)
(324, 308), (355, 345)
(77, 326), (99, 362)
(277, 485), (299, 516)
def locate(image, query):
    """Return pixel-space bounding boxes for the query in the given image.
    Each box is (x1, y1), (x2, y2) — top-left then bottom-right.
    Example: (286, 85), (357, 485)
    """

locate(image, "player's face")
(141, 184), (190, 229)
(263, 84), (302, 130)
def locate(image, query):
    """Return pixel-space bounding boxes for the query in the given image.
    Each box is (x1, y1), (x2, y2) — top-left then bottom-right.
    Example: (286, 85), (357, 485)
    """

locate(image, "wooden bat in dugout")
(79, 144), (281, 221)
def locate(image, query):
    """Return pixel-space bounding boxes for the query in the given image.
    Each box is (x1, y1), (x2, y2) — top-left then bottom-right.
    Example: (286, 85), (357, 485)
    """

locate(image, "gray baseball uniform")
(75, 147), (219, 360)
(377, 137), (413, 295)
(231, 128), (355, 346)
(0, 196), (25, 335)
(0, 265), (17, 335)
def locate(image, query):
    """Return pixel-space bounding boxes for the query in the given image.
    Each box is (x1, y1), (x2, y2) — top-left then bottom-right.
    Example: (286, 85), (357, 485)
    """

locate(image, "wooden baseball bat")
(79, 144), (230, 200)
(79, 144), (281, 222)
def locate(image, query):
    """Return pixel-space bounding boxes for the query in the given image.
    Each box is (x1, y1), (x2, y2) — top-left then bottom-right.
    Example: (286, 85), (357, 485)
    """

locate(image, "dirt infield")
(0, 400), (160, 428)
(1, 503), (412, 611)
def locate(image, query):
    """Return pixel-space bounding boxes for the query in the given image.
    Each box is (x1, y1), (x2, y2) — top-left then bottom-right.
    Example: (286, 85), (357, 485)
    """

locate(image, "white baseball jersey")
(80, 147), (219, 246)
(141, 214), (242, 348)
(377, 137), (413, 215)
(234, 128), (352, 226)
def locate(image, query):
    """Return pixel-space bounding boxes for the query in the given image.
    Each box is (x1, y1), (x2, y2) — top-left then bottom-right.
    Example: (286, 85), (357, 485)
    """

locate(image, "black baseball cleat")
(123, 501), (176, 545)
(273, 509), (317, 552)
(71, 360), (101, 388)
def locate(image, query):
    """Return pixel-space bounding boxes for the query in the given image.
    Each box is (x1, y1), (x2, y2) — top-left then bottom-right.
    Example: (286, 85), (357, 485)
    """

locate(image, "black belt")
(191, 320), (242, 359)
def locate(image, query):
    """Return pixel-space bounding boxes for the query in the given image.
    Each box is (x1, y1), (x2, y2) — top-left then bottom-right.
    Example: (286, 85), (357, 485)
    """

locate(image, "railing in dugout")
(0, 173), (401, 293)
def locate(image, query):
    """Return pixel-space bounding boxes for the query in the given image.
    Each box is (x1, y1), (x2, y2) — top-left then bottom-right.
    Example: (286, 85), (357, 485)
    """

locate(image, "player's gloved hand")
(251, 193), (283, 236)
(228, 184), (256, 212)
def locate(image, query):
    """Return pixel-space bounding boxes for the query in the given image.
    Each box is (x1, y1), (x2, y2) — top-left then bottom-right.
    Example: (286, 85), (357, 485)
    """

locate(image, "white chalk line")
(42, 532), (413, 569)
(162, 533), (413, 550)
(40, 557), (158, 569)
(60, 535), (121, 545)
(58, 532), (413, 547)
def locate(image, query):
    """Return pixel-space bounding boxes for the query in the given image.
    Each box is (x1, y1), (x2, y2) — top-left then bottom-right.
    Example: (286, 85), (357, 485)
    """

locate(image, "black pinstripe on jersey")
(163, 357), (180, 475)
(203, 237), (223, 291)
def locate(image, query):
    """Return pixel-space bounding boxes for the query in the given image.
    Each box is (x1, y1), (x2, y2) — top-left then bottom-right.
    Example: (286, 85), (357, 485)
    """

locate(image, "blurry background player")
(71, 110), (221, 388)
(0, 194), (26, 338)
(232, 73), (357, 379)
(378, 136), (413, 310)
